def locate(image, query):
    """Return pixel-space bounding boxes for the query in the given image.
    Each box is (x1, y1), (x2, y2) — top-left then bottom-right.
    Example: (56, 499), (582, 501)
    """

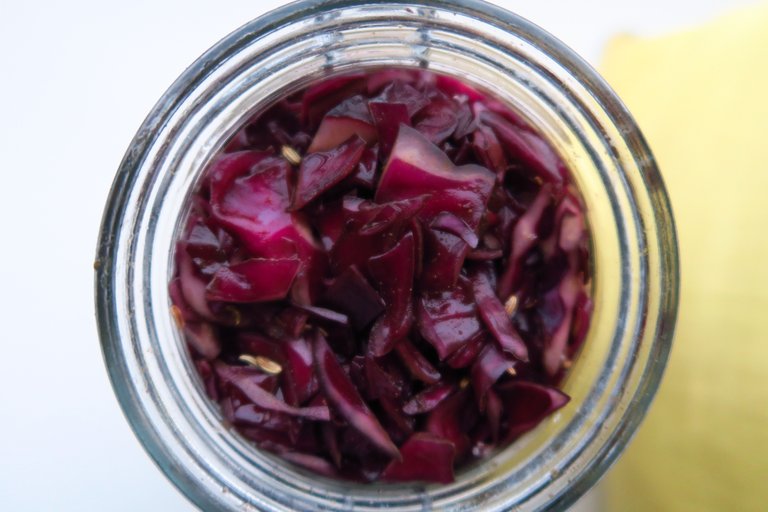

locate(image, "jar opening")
(96, 1), (677, 510)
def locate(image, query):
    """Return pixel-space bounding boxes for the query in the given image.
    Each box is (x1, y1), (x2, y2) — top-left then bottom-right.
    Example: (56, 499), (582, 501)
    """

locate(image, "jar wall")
(95, 1), (678, 510)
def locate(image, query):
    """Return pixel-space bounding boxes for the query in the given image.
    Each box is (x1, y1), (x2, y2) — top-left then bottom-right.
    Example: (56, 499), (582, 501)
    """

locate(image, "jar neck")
(97, 1), (677, 511)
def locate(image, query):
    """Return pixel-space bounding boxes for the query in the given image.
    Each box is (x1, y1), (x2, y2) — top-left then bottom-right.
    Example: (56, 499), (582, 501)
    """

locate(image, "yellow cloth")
(600, 4), (768, 511)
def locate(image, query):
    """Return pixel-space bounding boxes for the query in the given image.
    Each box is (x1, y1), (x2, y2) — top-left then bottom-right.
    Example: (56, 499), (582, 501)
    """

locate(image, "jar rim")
(95, 1), (679, 510)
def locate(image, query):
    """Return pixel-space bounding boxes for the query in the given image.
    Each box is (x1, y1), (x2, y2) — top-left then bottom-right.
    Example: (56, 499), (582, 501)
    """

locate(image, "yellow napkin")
(600, 4), (768, 511)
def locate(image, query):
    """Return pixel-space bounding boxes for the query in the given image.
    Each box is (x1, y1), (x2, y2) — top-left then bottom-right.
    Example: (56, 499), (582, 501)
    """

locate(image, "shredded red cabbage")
(171, 69), (592, 484)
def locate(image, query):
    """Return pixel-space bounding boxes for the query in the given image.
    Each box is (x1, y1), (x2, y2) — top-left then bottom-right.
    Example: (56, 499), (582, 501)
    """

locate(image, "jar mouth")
(95, 1), (679, 511)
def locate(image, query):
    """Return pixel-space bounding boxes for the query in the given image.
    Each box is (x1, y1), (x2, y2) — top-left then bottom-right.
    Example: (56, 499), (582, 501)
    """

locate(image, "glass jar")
(95, 0), (679, 510)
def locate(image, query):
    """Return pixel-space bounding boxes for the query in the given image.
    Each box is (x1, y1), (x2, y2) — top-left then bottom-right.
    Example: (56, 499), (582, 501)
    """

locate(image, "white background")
(0, 1), (757, 510)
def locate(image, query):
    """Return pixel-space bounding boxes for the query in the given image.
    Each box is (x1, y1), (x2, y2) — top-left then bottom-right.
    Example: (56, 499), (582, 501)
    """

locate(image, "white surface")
(0, 1), (756, 510)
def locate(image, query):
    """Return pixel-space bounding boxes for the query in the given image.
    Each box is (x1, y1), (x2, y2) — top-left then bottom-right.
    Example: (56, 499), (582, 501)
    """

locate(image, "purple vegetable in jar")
(171, 69), (591, 483)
